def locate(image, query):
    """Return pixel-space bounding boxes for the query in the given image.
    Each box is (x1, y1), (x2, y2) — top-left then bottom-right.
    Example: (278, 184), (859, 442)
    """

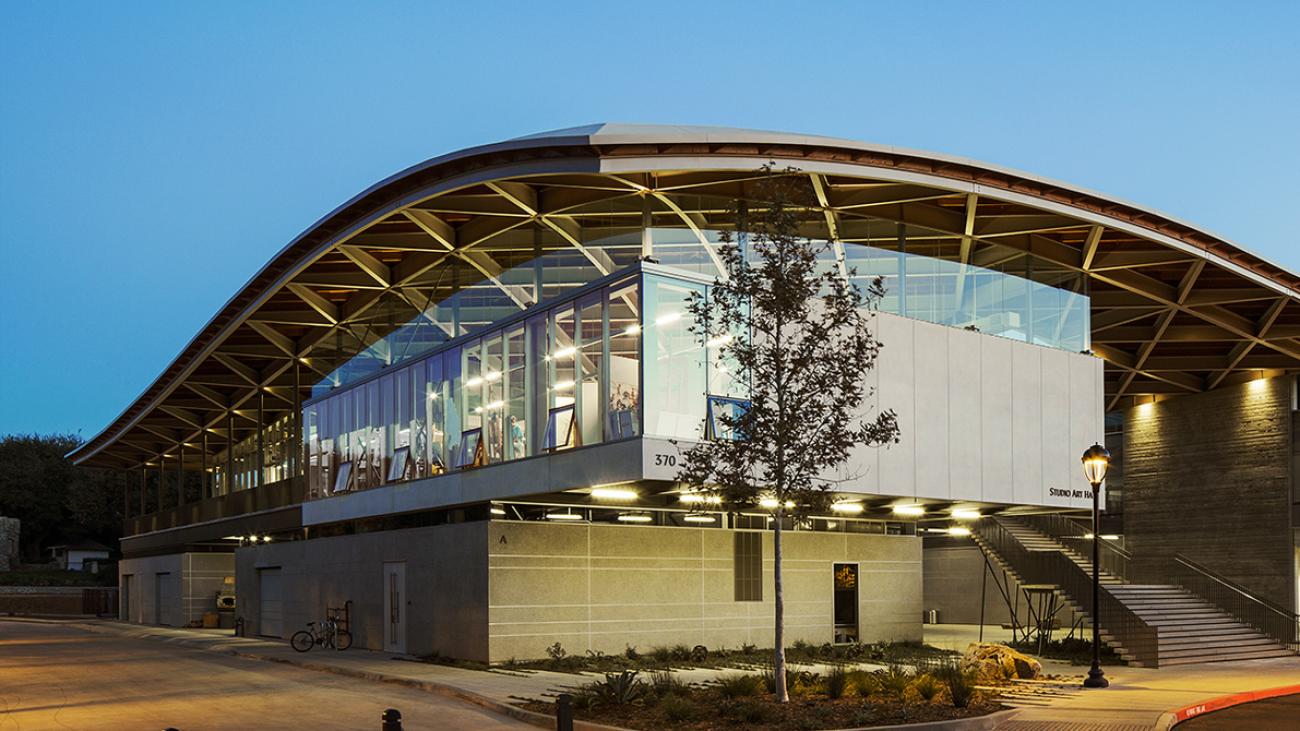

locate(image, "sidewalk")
(37, 619), (1300, 730)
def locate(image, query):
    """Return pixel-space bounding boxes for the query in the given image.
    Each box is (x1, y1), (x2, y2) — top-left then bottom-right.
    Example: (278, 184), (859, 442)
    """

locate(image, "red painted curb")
(1171, 683), (1300, 725)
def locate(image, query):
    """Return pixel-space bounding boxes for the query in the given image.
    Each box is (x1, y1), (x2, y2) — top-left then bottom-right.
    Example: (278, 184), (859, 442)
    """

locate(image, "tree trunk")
(773, 510), (789, 702)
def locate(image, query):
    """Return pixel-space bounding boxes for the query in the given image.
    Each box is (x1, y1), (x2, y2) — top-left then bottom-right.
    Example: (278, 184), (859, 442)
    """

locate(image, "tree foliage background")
(0, 433), (124, 561)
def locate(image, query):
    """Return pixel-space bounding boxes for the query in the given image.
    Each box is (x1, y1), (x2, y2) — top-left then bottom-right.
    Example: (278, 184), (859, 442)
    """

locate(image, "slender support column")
(293, 360), (302, 479)
(177, 443), (185, 507)
(533, 224), (544, 305)
(897, 222), (908, 316)
(257, 389), (265, 488)
(201, 429), (209, 498)
(122, 476), (129, 520)
(157, 456), (165, 513)
(640, 197), (653, 260)
(139, 467), (146, 516)
(226, 410), (235, 495)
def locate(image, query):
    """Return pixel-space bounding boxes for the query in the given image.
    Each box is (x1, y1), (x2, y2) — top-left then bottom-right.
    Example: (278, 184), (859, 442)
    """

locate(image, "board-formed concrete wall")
(119, 552), (233, 626)
(1124, 376), (1296, 611)
(487, 521), (922, 662)
(235, 521), (488, 660)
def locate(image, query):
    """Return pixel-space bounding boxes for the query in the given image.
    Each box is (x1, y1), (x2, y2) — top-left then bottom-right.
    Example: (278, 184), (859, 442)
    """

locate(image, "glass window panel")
(643, 274), (706, 440)
(606, 279), (640, 440)
(527, 314), (549, 455)
(483, 335), (504, 463)
(444, 348), (463, 469)
(505, 325), (527, 460)
(578, 294), (603, 447)
(551, 307), (577, 412)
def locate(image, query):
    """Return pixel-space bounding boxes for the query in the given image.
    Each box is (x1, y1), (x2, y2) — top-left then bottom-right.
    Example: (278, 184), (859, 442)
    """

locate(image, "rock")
(960, 643), (1042, 684)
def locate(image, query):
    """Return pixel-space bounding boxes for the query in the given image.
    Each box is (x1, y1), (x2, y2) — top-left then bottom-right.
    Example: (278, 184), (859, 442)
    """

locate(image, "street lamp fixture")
(1081, 442), (1110, 689)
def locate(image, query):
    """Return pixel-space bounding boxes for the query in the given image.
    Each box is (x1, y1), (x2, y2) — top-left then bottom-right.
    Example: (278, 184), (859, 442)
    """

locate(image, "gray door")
(154, 572), (172, 625)
(121, 574), (132, 622)
(383, 562), (407, 654)
(258, 568), (283, 638)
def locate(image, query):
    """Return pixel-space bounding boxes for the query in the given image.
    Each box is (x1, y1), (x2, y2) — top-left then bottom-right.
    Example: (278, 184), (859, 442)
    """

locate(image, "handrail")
(1171, 554), (1299, 653)
(1015, 513), (1132, 583)
(973, 518), (1161, 667)
(1175, 554), (1297, 619)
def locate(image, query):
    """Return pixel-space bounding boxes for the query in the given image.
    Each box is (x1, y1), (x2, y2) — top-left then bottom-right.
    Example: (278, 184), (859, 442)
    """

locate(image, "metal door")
(154, 572), (172, 625)
(258, 567), (283, 638)
(383, 562), (407, 654)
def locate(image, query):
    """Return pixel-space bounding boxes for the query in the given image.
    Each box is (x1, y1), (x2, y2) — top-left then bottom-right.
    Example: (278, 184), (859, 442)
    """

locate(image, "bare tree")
(675, 165), (899, 703)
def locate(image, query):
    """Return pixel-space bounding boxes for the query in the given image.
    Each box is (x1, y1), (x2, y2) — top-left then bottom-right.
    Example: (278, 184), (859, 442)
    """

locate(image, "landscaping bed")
(521, 662), (1005, 731)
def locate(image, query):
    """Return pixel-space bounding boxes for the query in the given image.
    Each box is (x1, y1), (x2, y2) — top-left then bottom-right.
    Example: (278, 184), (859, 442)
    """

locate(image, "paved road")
(1179, 692), (1300, 730)
(0, 620), (527, 730)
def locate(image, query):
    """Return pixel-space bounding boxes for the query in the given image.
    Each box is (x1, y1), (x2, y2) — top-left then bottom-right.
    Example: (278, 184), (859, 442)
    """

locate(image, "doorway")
(383, 562), (407, 654)
(833, 563), (859, 644)
(258, 567), (283, 638)
(122, 574), (133, 622)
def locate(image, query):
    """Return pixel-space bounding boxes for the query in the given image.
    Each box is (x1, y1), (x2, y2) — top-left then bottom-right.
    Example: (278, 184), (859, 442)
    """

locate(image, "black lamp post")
(1081, 442), (1111, 689)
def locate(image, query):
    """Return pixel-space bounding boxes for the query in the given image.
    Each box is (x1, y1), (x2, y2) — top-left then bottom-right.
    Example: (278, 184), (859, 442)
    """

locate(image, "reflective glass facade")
(297, 242), (1090, 501)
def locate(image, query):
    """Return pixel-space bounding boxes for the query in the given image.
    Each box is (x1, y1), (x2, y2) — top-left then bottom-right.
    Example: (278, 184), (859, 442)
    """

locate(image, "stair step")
(1159, 648), (1296, 665)
(1158, 626), (1262, 639)
(1159, 637), (1277, 651)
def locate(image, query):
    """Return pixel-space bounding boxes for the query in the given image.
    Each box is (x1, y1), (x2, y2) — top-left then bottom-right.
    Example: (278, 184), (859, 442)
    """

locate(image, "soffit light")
(591, 487), (638, 501)
(831, 502), (865, 514)
(554, 346), (577, 359)
(679, 493), (722, 505)
(683, 514), (716, 524)
(947, 527), (971, 537)
(546, 511), (583, 521)
(892, 504), (925, 517)
(617, 513), (653, 523)
(623, 324), (642, 335)
(490, 507), (506, 516)
(951, 509), (981, 520)
(759, 497), (795, 509)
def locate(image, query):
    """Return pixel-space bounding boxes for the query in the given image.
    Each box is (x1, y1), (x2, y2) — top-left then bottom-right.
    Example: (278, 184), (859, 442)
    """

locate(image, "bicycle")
(290, 616), (353, 652)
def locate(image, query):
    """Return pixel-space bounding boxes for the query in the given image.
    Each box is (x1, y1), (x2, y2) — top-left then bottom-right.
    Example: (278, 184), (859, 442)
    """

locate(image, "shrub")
(741, 643), (758, 655)
(651, 645), (672, 663)
(931, 659), (977, 708)
(649, 670), (691, 696)
(583, 670), (647, 706)
(910, 673), (942, 703)
(624, 645), (639, 661)
(728, 699), (775, 724)
(876, 663), (914, 697)
(716, 672), (765, 699)
(670, 644), (692, 661)
(846, 669), (879, 697)
(657, 693), (701, 722)
(545, 642), (567, 661)
(826, 664), (849, 700)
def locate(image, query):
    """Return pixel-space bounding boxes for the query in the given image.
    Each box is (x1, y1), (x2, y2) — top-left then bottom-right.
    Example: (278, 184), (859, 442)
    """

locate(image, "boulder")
(960, 643), (1042, 684)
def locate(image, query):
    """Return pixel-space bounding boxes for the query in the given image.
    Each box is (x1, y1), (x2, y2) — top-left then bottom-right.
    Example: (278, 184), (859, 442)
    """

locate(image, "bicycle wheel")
(290, 630), (315, 652)
(334, 629), (353, 650)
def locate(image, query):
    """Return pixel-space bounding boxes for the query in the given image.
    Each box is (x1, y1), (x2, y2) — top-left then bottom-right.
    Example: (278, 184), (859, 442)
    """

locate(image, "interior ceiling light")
(546, 511), (583, 521)
(591, 487), (638, 501)
(617, 513), (652, 523)
(947, 526), (971, 537)
(831, 501), (865, 514)
(554, 346), (576, 359)
(951, 509), (981, 520)
(683, 514), (716, 524)
(892, 504), (925, 517)
(624, 324), (642, 335)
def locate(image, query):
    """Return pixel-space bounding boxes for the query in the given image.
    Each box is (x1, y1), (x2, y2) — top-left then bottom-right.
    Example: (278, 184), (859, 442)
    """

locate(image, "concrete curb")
(1156, 682), (1300, 729)
(50, 620), (1015, 731)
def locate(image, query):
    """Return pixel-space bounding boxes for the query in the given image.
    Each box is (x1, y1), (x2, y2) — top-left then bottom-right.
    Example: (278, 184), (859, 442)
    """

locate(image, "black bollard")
(556, 693), (573, 731)
(381, 708), (402, 731)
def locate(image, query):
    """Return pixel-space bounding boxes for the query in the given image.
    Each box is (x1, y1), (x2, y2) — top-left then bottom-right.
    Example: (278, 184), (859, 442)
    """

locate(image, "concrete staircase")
(977, 516), (1294, 666)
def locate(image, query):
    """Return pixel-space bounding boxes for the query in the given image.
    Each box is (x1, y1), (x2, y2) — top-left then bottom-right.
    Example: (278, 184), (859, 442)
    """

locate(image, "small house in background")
(49, 540), (112, 572)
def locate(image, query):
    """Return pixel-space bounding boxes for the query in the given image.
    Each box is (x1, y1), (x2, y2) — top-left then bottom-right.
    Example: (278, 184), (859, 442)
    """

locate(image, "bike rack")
(326, 599), (352, 637)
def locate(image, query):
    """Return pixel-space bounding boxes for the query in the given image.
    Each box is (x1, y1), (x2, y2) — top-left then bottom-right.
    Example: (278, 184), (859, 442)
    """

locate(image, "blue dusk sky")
(1, 2), (1297, 438)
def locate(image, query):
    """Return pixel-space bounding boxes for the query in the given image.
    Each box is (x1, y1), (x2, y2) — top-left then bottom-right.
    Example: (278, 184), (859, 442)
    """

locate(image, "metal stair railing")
(972, 518), (1161, 667)
(1015, 513), (1131, 583)
(1168, 554), (1299, 654)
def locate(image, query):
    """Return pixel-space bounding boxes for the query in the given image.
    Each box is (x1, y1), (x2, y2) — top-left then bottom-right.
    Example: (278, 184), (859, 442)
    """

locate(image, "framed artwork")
(544, 404), (577, 450)
(707, 395), (751, 441)
(332, 460), (354, 493)
(387, 446), (410, 483)
(458, 428), (484, 468)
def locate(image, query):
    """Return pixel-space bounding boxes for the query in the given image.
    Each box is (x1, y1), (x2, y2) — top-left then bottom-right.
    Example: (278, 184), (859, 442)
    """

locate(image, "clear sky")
(1, 1), (1297, 438)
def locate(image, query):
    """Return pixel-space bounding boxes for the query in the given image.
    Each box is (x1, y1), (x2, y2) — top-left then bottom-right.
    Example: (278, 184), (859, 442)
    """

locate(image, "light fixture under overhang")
(554, 346), (577, 359)
(831, 501), (865, 514)
(679, 493), (722, 505)
(490, 507), (506, 516)
(617, 513), (652, 523)
(892, 504), (925, 517)
(759, 497), (795, 509)
(683, 514), (716, 524)
(546, 510), (583, 521)
(951, 509), (981, 520)
(591, 487), (638, 501)
(947, 526), (971, 537)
